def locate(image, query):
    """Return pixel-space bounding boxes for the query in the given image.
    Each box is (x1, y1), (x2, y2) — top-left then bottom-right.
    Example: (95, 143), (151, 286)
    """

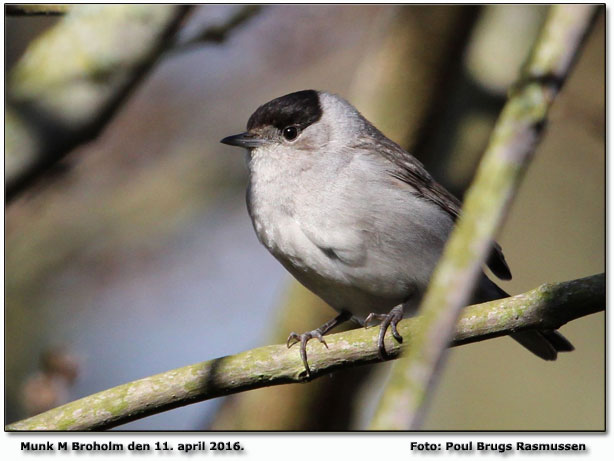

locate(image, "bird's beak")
(220, 132), (267, 148)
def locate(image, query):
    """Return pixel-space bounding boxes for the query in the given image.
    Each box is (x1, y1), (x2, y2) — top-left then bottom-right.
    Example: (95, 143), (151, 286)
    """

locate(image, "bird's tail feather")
(477, 276), (574, 361)
(510, 330), (574, 361)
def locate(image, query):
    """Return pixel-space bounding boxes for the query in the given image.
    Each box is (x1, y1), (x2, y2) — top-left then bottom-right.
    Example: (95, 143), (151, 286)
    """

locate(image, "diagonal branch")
(6, 5), (192, 202)
(370, 4), (600, 431)
(5, 273), (604, 431)
(170, 5), (264, 53)
(5, 5), (265, 202)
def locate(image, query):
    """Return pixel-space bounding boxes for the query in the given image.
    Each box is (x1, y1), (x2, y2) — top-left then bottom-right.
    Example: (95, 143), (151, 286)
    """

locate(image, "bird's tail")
(510, 329), (574, 361)
(478, 277), (574, 360)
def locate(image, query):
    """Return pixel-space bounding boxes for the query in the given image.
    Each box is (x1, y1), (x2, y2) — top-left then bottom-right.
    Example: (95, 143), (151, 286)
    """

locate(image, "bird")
(221, 89), (573, 376)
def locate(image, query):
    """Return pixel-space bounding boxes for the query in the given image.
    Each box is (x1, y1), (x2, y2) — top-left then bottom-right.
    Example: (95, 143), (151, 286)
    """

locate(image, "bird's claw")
(364, 306), (404, 360)
(286, 330), (328, 349)
(286, 329), (328, 377)
(390, 319), (403, 343)
(286, 332), (300, 348)
(364, 312), (386, 328)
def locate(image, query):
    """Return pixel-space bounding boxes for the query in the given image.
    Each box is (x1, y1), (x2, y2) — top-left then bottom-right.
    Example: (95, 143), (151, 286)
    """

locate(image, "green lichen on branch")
(5, 273), (603, 431)
(370, 4), (599, 431)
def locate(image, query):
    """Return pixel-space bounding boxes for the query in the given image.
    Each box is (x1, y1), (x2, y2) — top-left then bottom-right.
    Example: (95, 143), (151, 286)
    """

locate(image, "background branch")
(370, 4), (599, 431)
(170, 5), (263, 53)
(5, 5), (191, 202)
(5, 5), (268, 202)
(5, 5), (69, 15)
(6, 273), (604, 431)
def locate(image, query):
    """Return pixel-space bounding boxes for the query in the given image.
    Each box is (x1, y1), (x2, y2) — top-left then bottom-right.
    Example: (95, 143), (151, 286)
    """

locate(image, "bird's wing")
(373, 136), (512, 281)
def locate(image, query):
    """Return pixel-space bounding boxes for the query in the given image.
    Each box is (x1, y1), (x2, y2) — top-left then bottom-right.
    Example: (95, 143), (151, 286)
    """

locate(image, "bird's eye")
(282, 126), (299, 141)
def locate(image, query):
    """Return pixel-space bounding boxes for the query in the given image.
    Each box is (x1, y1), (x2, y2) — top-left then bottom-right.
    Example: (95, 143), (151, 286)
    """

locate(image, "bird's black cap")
(246, 90), (323, 132)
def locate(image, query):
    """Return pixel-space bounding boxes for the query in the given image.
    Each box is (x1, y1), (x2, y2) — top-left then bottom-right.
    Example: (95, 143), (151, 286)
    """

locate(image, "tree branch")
(5, 273), (604, 431)
(170, 5), (263, 53)
(5, 5), (192, 202)
(5, 5), (265, 202)
(370, 4), (599, 430)
(5, 5), (70, 15)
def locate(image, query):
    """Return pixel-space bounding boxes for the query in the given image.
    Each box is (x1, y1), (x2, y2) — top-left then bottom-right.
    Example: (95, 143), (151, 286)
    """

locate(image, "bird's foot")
(364, 305), (404, 360)
(286, 329), (328, 377)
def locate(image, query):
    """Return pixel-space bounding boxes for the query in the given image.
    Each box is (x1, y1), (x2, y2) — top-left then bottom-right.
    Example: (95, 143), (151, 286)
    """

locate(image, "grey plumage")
(221, 90), (573, 373)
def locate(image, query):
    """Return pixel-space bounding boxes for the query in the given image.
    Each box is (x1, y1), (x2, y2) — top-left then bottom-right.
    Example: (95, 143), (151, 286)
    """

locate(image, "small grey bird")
(221, 90), (573, 375)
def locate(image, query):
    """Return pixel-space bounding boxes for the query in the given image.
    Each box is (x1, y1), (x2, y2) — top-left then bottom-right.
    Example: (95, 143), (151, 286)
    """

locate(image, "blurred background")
(5, 5), (604, 430)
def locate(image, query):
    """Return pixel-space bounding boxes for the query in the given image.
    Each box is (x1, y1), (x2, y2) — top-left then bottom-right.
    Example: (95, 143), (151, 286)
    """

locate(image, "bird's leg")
(287, 311), (352, 377)
(364, 305), (404, 360)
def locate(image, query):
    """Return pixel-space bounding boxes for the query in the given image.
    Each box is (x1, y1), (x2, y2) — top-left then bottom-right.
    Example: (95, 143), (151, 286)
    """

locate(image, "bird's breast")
(244, 149), (454, 316)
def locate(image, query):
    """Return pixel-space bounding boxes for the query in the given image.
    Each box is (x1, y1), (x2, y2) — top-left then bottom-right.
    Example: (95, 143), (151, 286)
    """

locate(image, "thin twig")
(170, 5), (263, 53)
(6, 273), (604, 431)
(370, 4), (599, 431)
